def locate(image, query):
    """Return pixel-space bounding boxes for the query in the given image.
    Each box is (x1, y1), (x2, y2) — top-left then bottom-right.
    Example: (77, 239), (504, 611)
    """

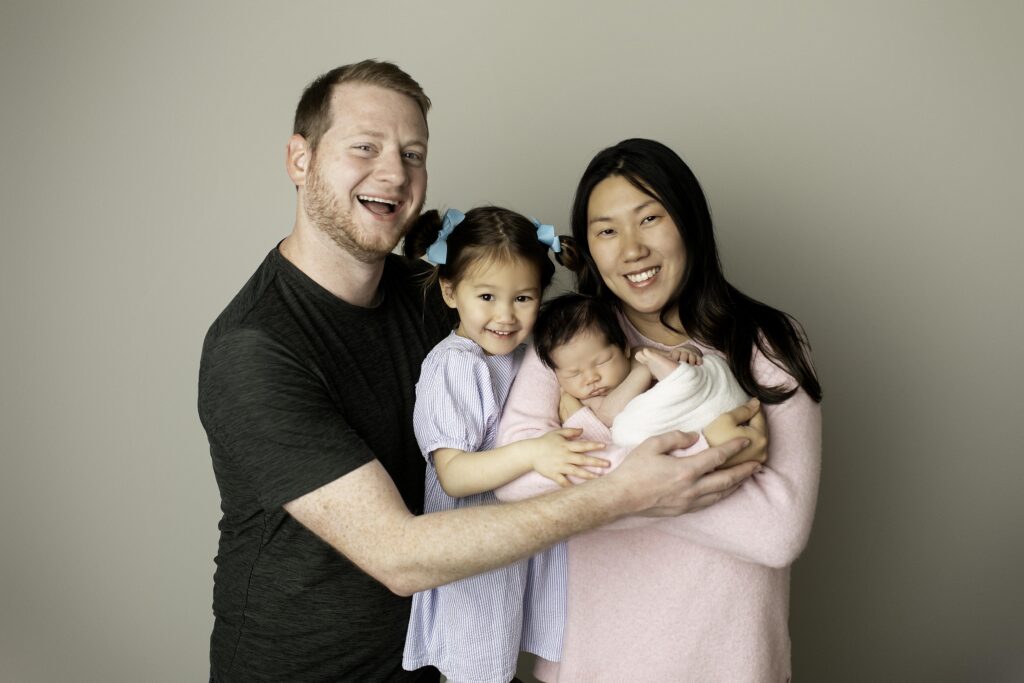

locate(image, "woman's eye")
(641, 215), (659, 225)
(353, 144), (374, 153)
(597, 227), (616, 237)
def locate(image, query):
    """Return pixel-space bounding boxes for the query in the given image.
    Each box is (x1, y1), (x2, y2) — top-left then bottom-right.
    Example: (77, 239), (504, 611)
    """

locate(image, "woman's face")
(586, 175), (686, 319)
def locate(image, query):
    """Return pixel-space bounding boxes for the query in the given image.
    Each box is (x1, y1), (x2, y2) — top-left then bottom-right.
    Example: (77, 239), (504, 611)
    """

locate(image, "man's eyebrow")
(588, 199), (659, 226)
(343, 130), (427, 147)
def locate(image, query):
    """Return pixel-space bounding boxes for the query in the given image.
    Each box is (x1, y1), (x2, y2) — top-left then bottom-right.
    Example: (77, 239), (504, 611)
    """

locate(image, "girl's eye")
(479, 294), (494, 302)
(515, 295), (533, 303)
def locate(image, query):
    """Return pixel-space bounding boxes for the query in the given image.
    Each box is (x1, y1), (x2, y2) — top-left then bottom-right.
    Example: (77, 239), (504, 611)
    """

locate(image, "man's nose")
(374, 149), (408, 185)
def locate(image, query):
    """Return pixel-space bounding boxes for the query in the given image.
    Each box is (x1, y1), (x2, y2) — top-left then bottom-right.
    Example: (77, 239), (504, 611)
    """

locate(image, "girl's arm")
(432, 430), (608, 499)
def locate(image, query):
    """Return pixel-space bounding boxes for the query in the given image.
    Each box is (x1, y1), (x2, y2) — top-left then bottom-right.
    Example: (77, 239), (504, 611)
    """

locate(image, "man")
(198, 60), (762, 682)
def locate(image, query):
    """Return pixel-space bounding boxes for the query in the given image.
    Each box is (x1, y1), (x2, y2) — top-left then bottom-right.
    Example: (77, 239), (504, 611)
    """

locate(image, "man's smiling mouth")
(357, 195), (399, 215)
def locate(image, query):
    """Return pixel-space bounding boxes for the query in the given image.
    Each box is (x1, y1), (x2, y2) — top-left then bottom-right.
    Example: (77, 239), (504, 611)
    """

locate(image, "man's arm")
(284, 432), (755, 596)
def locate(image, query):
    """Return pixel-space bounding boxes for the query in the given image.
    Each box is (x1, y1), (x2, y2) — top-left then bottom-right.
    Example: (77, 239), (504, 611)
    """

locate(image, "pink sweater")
(496, 328), (821, 683)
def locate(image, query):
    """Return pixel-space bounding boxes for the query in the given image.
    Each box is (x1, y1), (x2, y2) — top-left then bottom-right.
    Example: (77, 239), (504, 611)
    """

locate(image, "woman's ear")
(439, 279), (457, 308)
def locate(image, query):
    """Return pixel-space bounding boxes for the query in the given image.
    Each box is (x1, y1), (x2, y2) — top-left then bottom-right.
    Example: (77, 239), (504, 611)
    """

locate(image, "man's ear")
(286, 135), (311, 186)
(439, 279), (457, 308)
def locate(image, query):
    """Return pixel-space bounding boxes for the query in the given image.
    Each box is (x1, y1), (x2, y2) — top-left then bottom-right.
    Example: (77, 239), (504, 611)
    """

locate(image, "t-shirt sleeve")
(198, 327), (375, 509)
(412, 347), (491, 457)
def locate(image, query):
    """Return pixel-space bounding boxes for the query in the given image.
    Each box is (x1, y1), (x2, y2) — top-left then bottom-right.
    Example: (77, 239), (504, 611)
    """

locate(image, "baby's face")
(550, 330), (631, 401)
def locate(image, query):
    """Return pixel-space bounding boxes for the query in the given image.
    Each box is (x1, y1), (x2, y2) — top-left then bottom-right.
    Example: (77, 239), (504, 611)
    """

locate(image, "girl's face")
(586, 175), (687, 321)
(440, 257), (542, 356)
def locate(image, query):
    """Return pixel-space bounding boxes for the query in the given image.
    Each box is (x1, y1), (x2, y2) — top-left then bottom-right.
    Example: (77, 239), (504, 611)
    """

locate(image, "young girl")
(400, 207), (609, 683)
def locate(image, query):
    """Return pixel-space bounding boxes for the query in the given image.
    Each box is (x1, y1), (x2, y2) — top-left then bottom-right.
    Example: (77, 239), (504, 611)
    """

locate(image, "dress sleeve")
(413, 347), (491, 457)
(198, 328), (374, 509)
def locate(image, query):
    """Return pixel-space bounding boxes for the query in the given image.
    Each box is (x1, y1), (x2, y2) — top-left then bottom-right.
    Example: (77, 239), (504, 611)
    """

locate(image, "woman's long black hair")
(565, 138), (821, 404)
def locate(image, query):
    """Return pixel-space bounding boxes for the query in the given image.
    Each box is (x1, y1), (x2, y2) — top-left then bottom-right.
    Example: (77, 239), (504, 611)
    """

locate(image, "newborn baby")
(533, 294), (750, 447)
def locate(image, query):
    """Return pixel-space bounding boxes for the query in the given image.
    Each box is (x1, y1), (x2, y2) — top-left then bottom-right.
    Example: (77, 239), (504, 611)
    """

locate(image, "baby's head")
(534, 294), (632, 401)
(404, 206), (559, 355)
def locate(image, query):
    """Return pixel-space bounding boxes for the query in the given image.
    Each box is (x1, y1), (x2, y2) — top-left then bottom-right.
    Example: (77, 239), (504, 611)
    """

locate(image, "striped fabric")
(403, 333), (566, 683)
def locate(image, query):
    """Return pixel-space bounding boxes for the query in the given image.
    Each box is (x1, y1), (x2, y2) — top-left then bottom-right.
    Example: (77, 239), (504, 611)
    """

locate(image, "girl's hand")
(703, 398), (768, 467)
(530, 428), (609, 487)
(558, 391), (585, 423)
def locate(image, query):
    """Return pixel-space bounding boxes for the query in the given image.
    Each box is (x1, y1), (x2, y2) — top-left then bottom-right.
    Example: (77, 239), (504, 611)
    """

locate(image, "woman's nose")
(619, 228), (647, 261)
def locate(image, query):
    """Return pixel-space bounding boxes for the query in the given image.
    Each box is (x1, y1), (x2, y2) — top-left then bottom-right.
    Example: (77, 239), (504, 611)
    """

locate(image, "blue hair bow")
(532, 218), (562, 253)
(425, 209), (465, 265)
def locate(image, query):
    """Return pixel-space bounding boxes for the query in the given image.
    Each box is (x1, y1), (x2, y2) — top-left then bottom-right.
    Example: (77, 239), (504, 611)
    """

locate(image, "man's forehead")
(327, 82), (428, 136)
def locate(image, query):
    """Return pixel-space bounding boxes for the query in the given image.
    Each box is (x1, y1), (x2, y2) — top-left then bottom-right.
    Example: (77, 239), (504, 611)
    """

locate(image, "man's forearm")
(284, 459), (635, 596)
(392, 475), (631, 594)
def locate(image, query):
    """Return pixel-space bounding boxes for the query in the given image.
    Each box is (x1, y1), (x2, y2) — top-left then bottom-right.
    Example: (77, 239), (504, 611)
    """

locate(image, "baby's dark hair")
(534, 293), (628, 369)
(403, 206), (557, 291)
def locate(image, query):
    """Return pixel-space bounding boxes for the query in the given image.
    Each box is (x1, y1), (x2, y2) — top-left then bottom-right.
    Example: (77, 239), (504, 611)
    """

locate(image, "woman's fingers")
(723, 397), (761, 427)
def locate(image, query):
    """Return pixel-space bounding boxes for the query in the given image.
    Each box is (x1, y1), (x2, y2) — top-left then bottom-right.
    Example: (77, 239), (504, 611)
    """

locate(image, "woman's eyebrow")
(589, 200), (659, 225)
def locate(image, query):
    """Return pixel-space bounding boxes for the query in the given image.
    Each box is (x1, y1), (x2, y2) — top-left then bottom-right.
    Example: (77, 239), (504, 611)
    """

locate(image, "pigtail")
(402, 209), (443, 259)
(555, 235), (582, 272)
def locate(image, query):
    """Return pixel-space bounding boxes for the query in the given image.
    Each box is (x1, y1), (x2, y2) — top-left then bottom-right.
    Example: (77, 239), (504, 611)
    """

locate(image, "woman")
(497, 139), (822, 682)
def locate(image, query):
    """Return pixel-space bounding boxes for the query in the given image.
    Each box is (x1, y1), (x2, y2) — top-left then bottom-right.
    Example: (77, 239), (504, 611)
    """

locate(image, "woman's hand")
(703, 398), (768, 467)
(558, 391), (585, 424)
(530, 428), (609, 487)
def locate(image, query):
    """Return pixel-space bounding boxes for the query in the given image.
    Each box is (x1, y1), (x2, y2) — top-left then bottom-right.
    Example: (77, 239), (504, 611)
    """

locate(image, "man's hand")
(703, 398), (768, 468)
(609, 431), (760, 517)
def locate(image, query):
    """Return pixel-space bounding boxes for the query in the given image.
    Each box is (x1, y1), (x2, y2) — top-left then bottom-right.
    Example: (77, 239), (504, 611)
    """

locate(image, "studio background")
(1, 1), (1020, 681)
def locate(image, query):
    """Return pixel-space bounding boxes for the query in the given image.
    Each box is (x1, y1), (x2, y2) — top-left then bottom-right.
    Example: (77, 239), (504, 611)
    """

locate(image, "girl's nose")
(495, 302), (515, 323)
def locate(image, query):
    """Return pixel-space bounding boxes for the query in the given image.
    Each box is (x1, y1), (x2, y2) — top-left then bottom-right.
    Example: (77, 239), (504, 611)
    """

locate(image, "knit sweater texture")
(496, 324), (821, 683)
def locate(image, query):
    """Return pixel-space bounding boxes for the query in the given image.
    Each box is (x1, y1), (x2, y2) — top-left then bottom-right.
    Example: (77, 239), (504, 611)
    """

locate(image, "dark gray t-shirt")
(198, 248), (450, 682)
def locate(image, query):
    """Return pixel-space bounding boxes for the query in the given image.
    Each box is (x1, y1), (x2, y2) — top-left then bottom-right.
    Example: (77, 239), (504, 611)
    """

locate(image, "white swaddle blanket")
(610, 353), (750, 447)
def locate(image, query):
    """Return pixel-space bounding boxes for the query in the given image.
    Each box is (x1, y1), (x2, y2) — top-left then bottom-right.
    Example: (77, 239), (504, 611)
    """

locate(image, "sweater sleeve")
(639, 349), (822, 567)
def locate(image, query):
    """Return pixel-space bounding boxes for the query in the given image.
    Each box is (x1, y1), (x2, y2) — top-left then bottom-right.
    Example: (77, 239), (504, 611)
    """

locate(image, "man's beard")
(304, 164), (405, 265)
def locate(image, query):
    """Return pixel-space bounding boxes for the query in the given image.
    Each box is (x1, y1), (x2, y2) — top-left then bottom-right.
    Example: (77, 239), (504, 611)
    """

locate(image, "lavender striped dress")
(402, 332), (566, 683)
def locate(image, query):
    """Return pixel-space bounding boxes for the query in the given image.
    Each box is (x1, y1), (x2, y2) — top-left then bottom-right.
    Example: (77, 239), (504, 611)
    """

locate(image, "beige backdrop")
(2, 1), (1021, 681)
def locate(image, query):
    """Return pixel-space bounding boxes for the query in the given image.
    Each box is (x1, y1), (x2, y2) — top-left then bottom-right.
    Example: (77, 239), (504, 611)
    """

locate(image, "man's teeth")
(626, 267), (660, 283)
(357, 195), (398, 206)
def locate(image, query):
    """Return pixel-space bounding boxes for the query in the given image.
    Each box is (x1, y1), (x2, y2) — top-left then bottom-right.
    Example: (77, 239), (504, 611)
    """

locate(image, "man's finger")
(690, 458), (760, 498)
(680, 436), (750, 474)
(642, 429), (700, 455)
